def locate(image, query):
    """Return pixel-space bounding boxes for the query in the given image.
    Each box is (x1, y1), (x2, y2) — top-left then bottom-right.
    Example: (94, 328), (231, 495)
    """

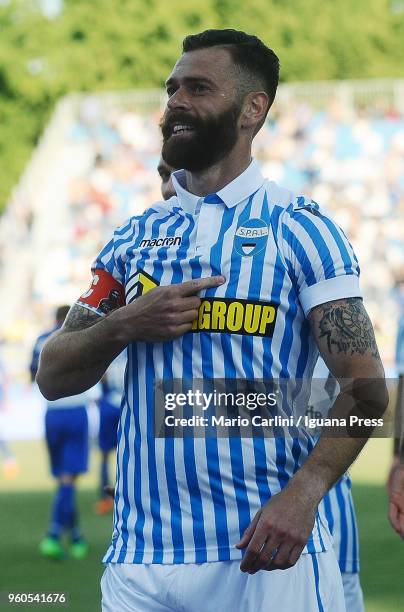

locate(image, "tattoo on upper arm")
(63, 304), (102, 332)
(315, 298), (379, 358)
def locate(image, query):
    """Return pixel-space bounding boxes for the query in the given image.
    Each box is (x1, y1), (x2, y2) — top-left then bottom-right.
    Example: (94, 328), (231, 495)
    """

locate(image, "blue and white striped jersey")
(84, 160), (362, 564)
(311, 358), (360, 573)
(323, 474), (360, 573)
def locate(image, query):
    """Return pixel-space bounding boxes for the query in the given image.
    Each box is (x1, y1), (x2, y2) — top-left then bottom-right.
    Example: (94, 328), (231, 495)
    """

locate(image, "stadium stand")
(0, 80), (403, 384)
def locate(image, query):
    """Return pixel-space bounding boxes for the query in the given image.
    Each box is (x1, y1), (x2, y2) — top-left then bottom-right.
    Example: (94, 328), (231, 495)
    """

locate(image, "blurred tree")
(0, 0), (403, 210)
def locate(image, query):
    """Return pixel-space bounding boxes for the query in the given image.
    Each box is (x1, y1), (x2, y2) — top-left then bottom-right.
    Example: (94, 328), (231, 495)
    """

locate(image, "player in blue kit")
(31, 306), (93, 560)
(37, 29), (388, 611)
(94, 352), (125, 515)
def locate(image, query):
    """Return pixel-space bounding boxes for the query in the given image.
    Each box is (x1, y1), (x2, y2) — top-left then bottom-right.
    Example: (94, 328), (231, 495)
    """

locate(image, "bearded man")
(37, 29), (387, 612)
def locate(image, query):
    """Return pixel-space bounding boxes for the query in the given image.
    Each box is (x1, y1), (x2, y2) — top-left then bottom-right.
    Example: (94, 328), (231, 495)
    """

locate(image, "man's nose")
(167, 87), (192, 111)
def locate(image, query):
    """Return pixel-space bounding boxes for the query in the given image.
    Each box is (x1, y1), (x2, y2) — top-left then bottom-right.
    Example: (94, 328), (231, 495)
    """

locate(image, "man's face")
(157, 157), (176, 200)
(161, 48), (242, 172)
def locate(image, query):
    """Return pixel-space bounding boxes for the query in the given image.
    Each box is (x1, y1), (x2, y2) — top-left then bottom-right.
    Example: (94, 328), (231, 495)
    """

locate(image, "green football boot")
(69, 538), (89, 560)
(39, 537), (65, 560)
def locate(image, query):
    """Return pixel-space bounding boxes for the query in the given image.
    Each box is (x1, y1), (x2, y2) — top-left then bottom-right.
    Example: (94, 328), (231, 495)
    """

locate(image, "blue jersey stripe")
(146, 344), (163, 562)
(105, 394), (124, 563)
(322, 476), (360, 571)
(264, 204), (285, 381)
(201, 199), (252, 557)
(320, 215), (358, 275)
(116, 360), (134, 561)
(291, 437), (302, 473)
(347, 486), (359, 572)
(311, 553), (325, 612)
(290, 212), (336, 279)
(335, 479), (348, 572)
(114, 217), (144, 254)
(159, 213), (191, 563)
(124, 211), (152, 563)
(249, 192), (273, 507)
(305, 438), (318, 554)
(282, 225), (318, 286)
(130, 344), (146, 563)
(323, 489), (334, 535)
(315, 514), (326, 552)
(163, 212), (195, 562)
(114, 216), (142, 236)
(261, 202), (286, 511)
(181, 214), (208, 562)
(218, 198), (254, 540)
(143, 213), (181, 562)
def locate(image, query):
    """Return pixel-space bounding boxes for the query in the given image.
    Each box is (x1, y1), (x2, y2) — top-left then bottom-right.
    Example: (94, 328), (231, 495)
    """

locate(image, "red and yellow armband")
(77, 269), (125, 316)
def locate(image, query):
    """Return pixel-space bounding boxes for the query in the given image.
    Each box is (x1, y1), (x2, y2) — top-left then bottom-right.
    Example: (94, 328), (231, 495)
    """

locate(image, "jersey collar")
(171, 159), (265, 212)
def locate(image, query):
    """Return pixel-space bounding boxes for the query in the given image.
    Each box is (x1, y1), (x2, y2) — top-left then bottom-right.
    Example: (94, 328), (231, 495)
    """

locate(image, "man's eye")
(192, 84), (207, 93)
(166, 84), (177, 97)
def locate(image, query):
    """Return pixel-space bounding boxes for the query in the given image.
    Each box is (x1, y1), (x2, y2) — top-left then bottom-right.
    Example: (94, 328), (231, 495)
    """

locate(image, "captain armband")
(77, 269), (125, 317)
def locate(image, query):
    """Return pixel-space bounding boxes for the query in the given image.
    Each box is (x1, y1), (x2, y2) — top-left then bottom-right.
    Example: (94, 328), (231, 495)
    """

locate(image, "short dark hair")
(182, 29), (280, 112)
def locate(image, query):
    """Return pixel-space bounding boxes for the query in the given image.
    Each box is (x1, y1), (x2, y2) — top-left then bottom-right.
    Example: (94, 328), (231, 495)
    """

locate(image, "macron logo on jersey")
(140, 236), (182, 248)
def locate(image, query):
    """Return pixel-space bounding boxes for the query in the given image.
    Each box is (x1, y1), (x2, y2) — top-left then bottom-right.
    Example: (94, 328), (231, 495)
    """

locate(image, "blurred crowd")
(255, 99), (404, 366)
(0, 93), (403, 385)
(65, 99), (164, 293)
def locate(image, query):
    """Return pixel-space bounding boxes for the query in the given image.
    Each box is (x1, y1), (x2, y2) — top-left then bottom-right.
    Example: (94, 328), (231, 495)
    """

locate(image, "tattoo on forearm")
(317, 298), (379, 357)
(63, 304), (101, 332)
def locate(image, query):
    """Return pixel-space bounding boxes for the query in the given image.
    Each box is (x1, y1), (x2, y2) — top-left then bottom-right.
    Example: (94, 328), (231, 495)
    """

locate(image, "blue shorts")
(98, 400), (120, 452)
(45, 407), (88, 477)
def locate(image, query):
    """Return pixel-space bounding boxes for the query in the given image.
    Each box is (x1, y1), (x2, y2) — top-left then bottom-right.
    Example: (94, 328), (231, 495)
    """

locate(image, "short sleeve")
(280, 198), (361, 316)
(77, 216), (142, 316)
(91, 237), (125, 284)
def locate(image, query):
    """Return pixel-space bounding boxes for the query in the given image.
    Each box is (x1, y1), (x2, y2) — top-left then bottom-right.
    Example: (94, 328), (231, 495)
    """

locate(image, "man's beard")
(160, 104), (241, 172)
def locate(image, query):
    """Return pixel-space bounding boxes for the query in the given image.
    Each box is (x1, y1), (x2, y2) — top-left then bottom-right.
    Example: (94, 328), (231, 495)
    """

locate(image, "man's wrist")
(286, 467), (329, 507)
(103, 307), (131, 347)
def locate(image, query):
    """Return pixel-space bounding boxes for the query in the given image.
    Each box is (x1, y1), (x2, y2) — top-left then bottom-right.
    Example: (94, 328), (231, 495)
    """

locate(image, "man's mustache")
(160, 113), (200, 139)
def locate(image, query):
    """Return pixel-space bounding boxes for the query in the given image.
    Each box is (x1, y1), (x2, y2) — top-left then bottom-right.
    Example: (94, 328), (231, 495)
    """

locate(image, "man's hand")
(37, 275), (225, 400)
(116, 276), (225, 343)
(235, 482), (317, 573)
(387, 457), (404, 538)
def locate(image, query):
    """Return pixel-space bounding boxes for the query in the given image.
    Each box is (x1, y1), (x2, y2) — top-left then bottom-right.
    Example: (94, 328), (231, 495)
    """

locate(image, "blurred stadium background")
(0, 1), (403, 610)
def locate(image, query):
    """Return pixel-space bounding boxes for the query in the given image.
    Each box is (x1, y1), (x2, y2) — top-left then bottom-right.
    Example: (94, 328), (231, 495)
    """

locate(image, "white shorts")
(341, 572), (364, 612)
(101, 550), (345, 612)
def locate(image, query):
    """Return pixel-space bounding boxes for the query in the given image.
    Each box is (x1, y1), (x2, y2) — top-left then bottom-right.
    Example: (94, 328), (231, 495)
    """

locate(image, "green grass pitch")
(0, 439), (403, 611)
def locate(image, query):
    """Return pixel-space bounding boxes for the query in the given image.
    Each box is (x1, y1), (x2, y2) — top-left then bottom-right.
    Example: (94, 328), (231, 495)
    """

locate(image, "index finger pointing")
(178, 276), (225, 296)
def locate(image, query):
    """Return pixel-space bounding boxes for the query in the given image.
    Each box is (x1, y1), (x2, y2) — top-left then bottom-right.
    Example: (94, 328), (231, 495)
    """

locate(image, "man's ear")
(240, 91), (269, 131)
